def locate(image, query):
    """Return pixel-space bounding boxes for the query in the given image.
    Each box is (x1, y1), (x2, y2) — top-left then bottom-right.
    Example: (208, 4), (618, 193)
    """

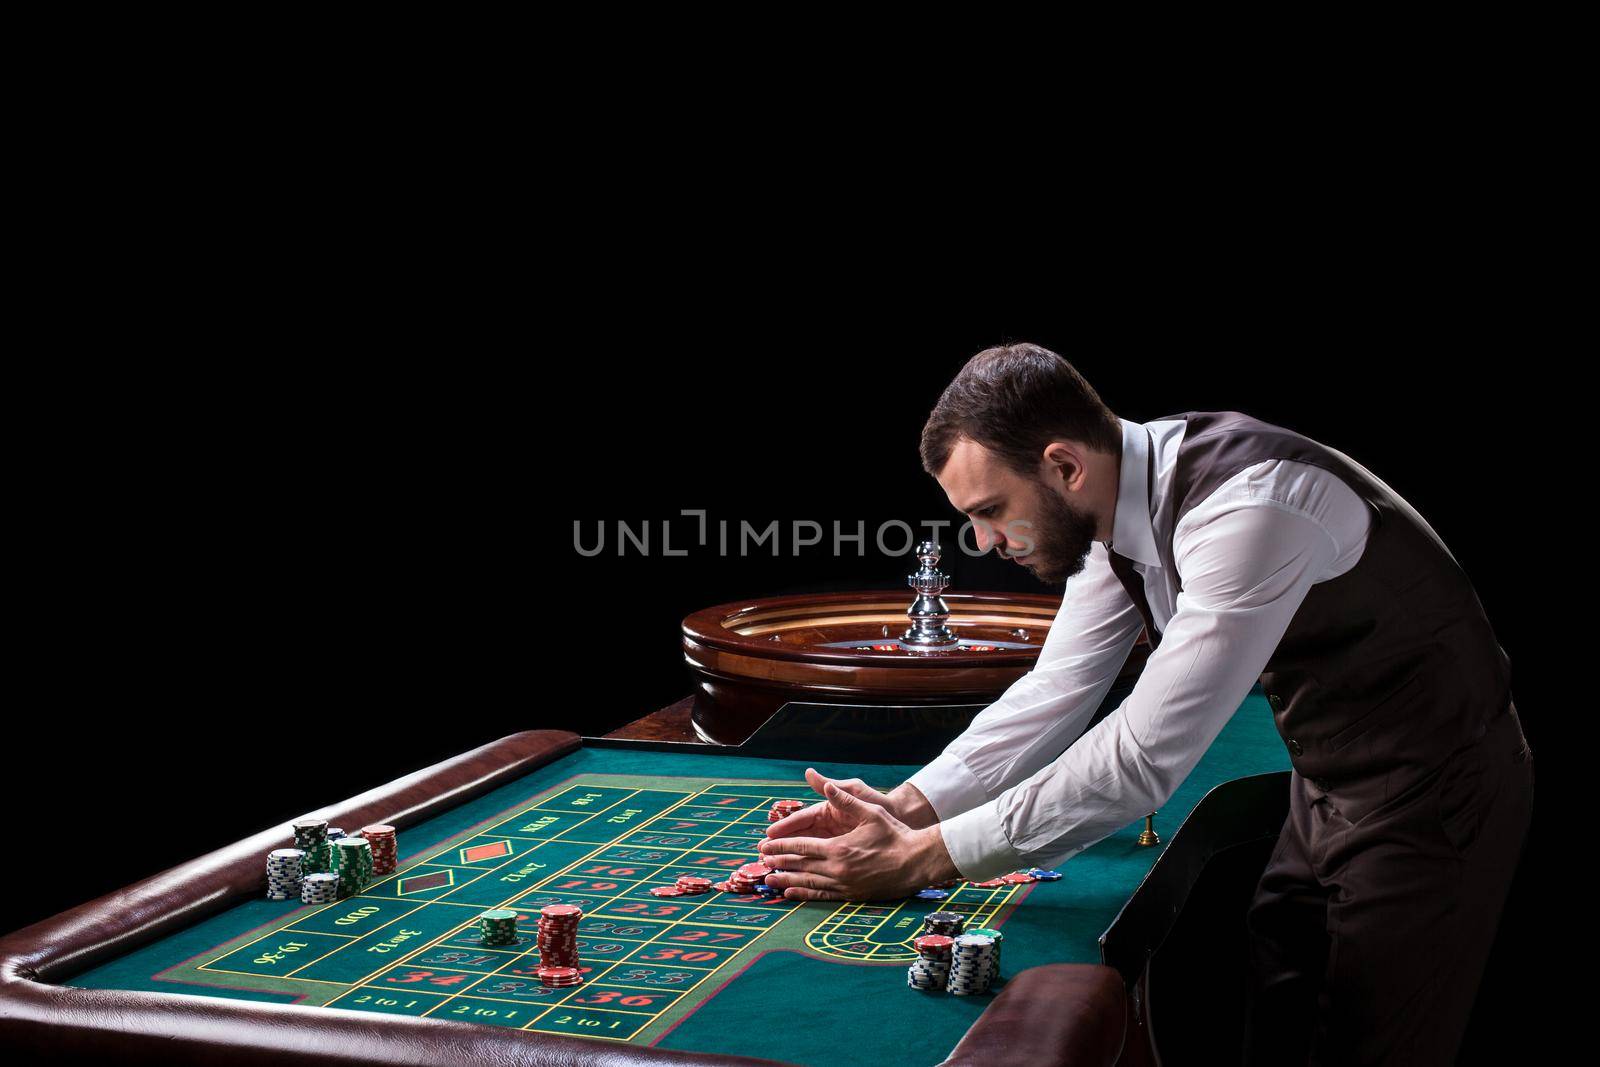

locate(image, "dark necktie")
(1107, 435), (1161, 649)
(1107, 548), (1161, 651)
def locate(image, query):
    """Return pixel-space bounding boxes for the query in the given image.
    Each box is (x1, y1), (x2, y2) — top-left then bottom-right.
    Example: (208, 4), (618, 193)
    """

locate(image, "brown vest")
(1108, 412), (1512, 795)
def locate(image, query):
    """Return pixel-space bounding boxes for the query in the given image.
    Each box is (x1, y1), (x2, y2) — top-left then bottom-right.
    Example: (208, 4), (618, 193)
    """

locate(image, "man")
(760, 343), (1532, 1064)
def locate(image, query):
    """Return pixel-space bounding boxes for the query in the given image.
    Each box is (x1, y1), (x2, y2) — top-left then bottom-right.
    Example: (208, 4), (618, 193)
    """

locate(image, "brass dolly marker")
(1137, 812), (1160, 847)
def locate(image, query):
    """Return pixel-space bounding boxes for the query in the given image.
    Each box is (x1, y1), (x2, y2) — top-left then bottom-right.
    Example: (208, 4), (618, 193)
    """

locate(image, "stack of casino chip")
(674, 875), (713, 895)
(921, 912), (966, 939)
(538, 966), (583, 988)
(724, 862), (770, 894)
(966, 926), (1004, 983)
(360, 824), (398, 875)
(301, 872), (339, 905)
(536, 904), (583, 986)
(478, 908), (521, 946)
(907, 934), (953, 991)
(292, 818), (331, 873)
(947, 933), (998, 995)
(332, 837), (373, 896)
(326, 828), (348, 865)
(768, 800), (805, 823)
(265, 848), (304, 901)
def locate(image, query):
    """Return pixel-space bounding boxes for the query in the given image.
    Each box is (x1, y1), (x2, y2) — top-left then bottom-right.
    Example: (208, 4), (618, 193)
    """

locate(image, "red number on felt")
(388, 971), (434, 984)
(387, 970), (467, 987)
(578, 990), (663, 1006)
(668, 931), (744, 943)
(642, 948), (717, 961)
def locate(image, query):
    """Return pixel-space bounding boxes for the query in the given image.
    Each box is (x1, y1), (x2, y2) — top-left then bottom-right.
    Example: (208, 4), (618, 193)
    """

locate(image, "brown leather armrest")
(0, 730), (790, 1066)
(938, 964), (1127, 1067)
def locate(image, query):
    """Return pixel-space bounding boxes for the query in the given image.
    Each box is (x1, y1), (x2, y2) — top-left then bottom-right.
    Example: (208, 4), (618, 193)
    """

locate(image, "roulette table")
(0, 690), (1288, 1065)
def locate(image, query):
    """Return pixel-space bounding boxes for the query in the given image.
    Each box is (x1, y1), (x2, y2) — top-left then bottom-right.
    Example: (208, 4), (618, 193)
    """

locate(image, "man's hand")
(764, 769), (896, 841)
(758, 780), (959, 901)
(765, 768), (940, 842)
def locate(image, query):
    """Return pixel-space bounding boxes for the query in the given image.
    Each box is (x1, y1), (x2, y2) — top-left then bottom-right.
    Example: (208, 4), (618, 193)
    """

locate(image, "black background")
(9, 278), (1553, 1059)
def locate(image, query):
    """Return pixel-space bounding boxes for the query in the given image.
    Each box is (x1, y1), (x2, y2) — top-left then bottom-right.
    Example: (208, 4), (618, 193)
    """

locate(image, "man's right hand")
(764, 768), (937, 840)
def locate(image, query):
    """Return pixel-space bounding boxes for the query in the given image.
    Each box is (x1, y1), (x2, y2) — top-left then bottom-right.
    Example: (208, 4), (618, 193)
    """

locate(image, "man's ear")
(1041, 442), (1086, 490)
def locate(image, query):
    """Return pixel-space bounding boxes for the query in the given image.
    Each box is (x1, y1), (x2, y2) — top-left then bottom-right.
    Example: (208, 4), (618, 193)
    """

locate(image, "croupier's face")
(939, 438), (1099, 585)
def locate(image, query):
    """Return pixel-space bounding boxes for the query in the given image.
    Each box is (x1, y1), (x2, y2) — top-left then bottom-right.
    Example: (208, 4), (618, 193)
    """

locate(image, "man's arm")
(934, 502), (1342, 879)
(773, 545), (1140, 836)
(898, 541), (1145, 827)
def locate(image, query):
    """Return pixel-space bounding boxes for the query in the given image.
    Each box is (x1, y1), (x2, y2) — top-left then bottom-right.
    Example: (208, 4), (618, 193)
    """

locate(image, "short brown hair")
(920, 343), (1120, 476)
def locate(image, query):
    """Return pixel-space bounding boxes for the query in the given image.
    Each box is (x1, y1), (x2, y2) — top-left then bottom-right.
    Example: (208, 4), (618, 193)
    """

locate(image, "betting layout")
(156, 775), (1054, 1044)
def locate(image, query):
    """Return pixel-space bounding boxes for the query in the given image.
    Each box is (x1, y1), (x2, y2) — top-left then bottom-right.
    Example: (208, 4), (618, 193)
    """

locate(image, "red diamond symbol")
(397, 870), (454, 895)
(460, 840), (514, 864)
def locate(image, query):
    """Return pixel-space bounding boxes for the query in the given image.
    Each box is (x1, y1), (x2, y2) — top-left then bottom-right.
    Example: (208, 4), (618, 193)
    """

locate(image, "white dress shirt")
(907, 416), (1374, 879)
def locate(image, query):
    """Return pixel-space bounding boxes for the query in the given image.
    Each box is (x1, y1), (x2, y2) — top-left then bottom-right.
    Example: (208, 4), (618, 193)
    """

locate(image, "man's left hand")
(759, 781), (960, 901)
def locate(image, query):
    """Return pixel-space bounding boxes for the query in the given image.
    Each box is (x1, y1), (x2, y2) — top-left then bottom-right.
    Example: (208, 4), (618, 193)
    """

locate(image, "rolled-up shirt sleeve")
(908, 540), (1144, 828)
(934, 502), (1341, 879)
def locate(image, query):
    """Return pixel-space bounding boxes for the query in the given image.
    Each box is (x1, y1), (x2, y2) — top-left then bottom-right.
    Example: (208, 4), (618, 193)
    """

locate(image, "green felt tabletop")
(69, 691), (1288, 1064)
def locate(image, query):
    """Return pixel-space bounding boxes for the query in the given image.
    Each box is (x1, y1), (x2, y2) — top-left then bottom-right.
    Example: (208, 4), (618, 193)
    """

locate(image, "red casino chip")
(1002, 872), (1036, 883)
(539, 904), (582, 920)
(358, 825), (400, 875)
(650, 885), (685, 897)
(768, 800), (807, 823)
(728, 860), (771, 893)
(536, 965), (583, 987)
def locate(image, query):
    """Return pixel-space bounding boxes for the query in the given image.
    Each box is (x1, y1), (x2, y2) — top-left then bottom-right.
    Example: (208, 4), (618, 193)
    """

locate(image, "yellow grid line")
(325, 787), (656, 992)
(201, 784), (664, 978)
(196, 779), (827, 1042)
(360, 785), (714, 1023)
(504, 789), (813, 1035)
(804, 883), (1021, 960)
(426, 789), (773, 1031)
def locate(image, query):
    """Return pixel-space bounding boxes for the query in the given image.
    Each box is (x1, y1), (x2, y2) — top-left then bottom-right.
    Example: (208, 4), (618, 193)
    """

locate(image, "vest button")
(1268, 693), (1285, 712)
(1287, 738), (1304, 757)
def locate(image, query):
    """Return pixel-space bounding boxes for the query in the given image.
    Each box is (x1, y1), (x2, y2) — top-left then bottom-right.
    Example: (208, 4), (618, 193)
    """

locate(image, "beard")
(1007, 486), (1099, 585)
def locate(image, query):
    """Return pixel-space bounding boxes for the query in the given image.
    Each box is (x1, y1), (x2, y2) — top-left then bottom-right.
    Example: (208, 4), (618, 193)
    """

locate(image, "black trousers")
(1243, 706), (1534, 1066)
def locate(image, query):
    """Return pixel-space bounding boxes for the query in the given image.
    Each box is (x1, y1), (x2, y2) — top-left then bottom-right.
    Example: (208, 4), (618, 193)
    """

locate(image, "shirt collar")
(1108, 417), (1161, 567)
